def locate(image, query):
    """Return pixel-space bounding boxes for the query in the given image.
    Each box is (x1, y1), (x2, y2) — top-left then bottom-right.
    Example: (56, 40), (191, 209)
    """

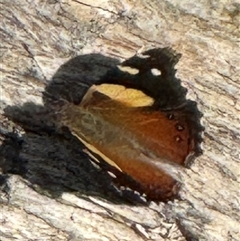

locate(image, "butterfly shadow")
(1, 53), (147, 205)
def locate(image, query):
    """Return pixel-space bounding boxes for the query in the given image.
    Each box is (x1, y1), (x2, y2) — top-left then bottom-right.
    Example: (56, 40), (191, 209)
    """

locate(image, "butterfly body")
(59, 48), (203, 201)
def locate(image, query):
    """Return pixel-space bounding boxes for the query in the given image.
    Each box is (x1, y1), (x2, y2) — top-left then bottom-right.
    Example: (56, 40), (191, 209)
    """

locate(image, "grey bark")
(0, 0), (239, 241)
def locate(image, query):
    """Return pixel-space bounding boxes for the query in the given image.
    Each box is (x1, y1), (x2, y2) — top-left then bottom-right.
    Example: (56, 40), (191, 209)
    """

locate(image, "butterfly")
(58, 48), (203, 201)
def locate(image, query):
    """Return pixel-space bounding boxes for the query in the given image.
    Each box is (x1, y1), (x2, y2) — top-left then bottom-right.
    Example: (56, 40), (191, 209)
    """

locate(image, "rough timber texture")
(0, 0), (239, 241)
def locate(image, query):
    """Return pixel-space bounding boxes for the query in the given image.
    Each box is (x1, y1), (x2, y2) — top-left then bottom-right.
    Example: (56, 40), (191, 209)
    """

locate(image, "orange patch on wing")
(60, 84), (193, 200)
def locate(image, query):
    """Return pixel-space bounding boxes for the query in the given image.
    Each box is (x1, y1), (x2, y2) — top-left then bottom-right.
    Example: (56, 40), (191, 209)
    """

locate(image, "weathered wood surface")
(0, 1), (239, 240)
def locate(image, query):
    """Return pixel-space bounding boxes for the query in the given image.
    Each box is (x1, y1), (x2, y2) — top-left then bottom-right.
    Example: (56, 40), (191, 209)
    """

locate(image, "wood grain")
(1, 0), (239, 240)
